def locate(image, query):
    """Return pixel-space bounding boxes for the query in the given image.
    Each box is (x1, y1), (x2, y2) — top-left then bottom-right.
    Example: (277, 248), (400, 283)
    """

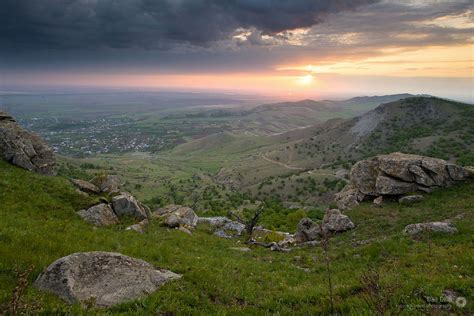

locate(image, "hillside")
(0, 160), (473, 314)
(212, 97), (474, 205)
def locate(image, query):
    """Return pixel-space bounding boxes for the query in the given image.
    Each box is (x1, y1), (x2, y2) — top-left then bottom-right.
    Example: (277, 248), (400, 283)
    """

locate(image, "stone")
(77, 204), (119, 226)
(197, 216), (231, 228)
(214, 221), (246, 239)
(177, 226), (192, 235)
(112, 192), (148, 220)
(295, 218), (321, 242)
(70, 179), (100, 194)
(155, 205), (198, 228)
(378, 153), (418, 182)
(375, 175), (418, 195)
(334, 184), (364, 211)
(350, 157), (379, 195)
(322, 209), (355, 234)
(125, 219), (149, 234)
(34, 252), (181, 308)
(421, 156), (450, 186)
(92, 175), (121, 193)
(403, 221), (457, 236)
(230, 247), (251, 252)
(373, 196), (383, 207)
(335, 153), (470, 210)
(446, 164), (469, 181)
(0, 111), (55, 175)
(399, 195), (424, 205)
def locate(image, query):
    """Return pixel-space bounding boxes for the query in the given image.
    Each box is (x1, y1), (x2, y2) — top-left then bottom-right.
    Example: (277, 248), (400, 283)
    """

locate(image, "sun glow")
(297, 74), (314, 85)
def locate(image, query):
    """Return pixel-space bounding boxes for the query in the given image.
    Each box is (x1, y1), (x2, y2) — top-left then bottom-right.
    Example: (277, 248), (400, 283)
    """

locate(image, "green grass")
(0, 160), (473, 315)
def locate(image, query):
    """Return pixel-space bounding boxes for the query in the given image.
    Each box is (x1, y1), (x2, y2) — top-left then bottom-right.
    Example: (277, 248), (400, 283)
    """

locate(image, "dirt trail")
(261, 154), (304, 170)
(261, 154), (349, 182)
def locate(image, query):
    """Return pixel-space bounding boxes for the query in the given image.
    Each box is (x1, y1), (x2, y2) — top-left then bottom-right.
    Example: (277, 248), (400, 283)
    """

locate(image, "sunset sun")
(298, 74), (314, 85)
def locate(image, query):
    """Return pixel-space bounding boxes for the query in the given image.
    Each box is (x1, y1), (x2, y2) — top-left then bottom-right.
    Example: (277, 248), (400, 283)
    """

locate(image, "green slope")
(0, 160), (473, 314)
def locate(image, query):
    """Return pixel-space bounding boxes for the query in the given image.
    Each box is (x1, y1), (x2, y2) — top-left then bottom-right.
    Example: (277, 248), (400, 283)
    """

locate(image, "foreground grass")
(0, 160), (473, 315)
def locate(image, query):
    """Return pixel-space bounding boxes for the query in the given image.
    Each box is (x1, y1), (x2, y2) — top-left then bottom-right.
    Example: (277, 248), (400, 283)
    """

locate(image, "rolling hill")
(214, 97), (474, 205)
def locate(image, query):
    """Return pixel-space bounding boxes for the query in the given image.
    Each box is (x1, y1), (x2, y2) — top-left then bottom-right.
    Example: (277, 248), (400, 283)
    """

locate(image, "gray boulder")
(112, 192), (148, 220)
(295, 218), (321, 242)
(70, 179), (100, 194)
(154, 205), (198, 228)
(322, 209), (355, 234)
(34, 252), (181, 308)
(403, 221), (457, 236)
(77, 204), (119, 226)
(0, 112), (55, 175)
(214, 221), (246, 239)
(399, 195), (424, 205)
(334, 184), (364, 211)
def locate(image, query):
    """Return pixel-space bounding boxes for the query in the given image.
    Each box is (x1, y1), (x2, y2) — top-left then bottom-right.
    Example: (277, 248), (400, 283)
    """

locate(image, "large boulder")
(112, 192), (149, 220)
(403, 221), (457, 236)
(154, 204), (198, 228)
(321, 209), (355, 234)
(77, 204), (119, 226)
(70, 179), (100, 194)
(34, 252), (181, 307)
(0, 112), (55, 175)
(335, 153), (471, 210)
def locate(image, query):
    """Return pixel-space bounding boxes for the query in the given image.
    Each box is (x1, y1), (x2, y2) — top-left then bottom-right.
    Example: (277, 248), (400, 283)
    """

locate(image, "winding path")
(261, 154), (304, 170)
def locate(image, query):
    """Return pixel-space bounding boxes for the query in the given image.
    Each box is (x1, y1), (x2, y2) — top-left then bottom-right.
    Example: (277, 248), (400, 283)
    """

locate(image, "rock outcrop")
(154, 204), (198, 228)
(112, 192), (149, 220)
(0, 111), (55, 175)
(34, 252), (181, 307)
(335, 153), (471, 210)
(77, 204), (119, 226)
(70, 179), (100, 194)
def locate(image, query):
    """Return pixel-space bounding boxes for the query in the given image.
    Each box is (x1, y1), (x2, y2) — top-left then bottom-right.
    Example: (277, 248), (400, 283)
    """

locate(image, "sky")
(1, 0), (473, 101)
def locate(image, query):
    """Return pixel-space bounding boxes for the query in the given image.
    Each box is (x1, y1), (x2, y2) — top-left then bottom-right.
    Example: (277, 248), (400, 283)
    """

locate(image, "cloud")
(0, 0), (380, 50)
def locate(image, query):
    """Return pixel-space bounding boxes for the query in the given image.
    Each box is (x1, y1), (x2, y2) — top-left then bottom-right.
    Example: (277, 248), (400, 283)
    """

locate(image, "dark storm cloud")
(0, 0), (379, 50)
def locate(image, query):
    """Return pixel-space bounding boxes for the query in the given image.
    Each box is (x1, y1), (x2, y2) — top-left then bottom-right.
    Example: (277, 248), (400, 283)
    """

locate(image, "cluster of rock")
(71, 174), (121, 196)
(335, 152), (472, 211)
(0, 111), (56, 175)
(34, 252), (180, 308)
(77, 191), (150, 227)
(295, 209), (355, 243)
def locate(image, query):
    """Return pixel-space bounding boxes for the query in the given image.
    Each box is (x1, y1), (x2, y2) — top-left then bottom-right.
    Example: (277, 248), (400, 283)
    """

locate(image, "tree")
(228, 205), (265, 241)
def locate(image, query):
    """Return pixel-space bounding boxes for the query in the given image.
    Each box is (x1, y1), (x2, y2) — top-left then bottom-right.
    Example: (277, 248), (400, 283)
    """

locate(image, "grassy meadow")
(0, 160), (473, 315)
